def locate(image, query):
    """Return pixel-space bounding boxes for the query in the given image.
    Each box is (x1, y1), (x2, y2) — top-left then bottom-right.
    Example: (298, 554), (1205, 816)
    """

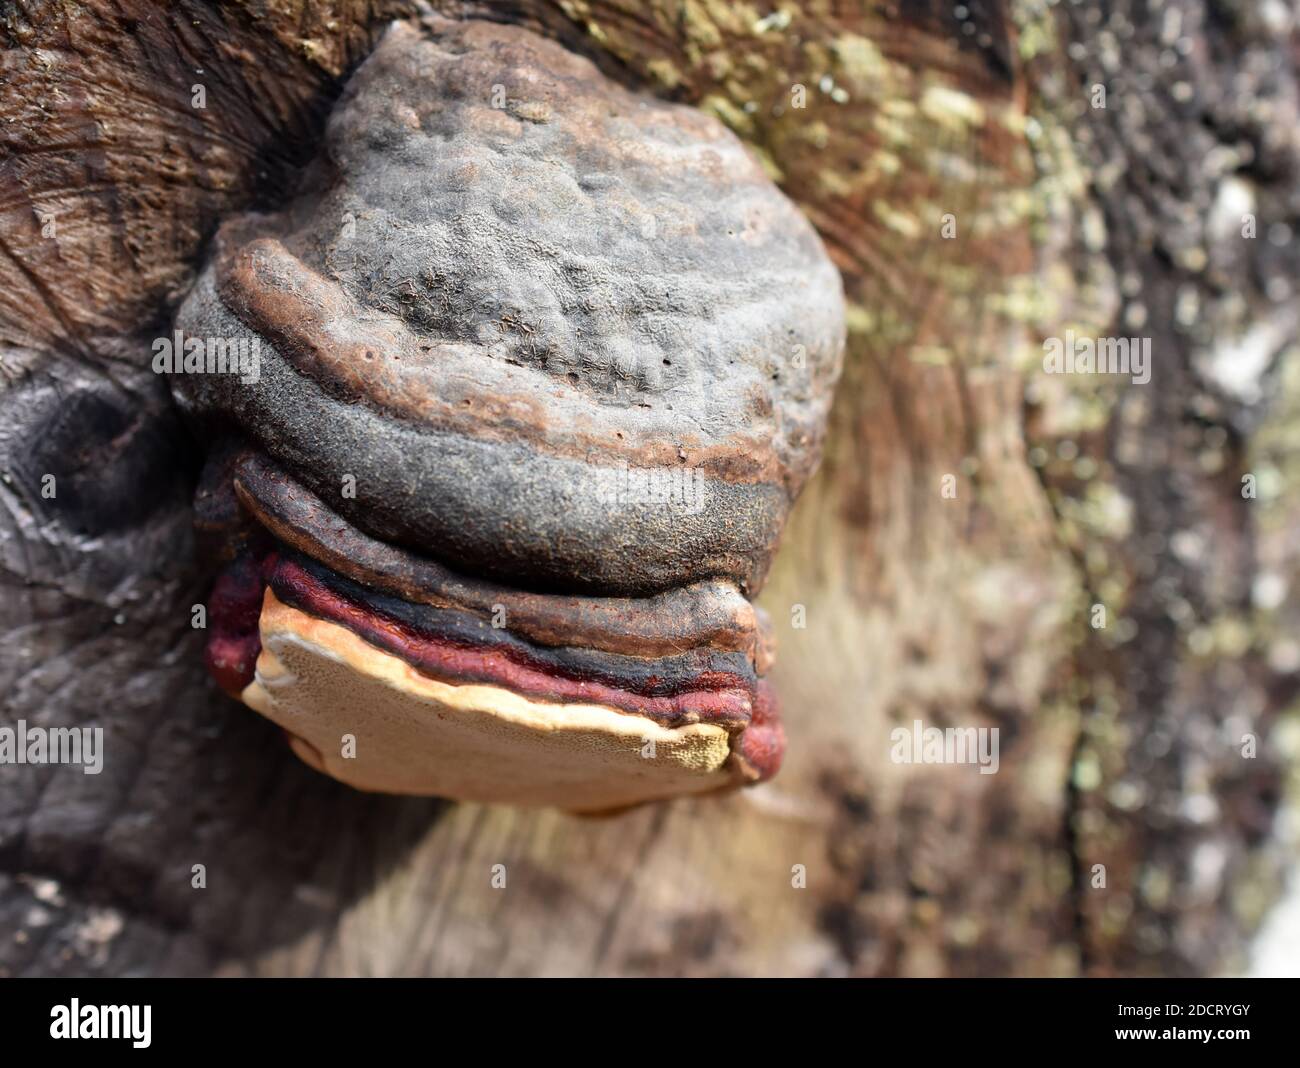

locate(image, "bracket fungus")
(171, 18), (845, 812)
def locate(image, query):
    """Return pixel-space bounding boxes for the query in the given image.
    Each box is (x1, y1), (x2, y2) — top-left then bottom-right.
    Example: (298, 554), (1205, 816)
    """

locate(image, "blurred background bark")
(1, 0), (1296, 975)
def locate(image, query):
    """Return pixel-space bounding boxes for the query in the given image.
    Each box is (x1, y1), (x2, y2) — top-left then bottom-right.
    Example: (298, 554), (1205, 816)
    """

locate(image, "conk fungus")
(171, 17), (845, 812)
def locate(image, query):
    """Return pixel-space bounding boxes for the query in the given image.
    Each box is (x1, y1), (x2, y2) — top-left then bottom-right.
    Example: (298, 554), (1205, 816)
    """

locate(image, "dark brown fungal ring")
(170, 17), (844, 810)
(230, 451), (773, 667)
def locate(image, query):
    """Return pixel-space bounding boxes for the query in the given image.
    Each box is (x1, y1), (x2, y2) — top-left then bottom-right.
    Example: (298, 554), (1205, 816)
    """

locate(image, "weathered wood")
(1, 0), (1296, 976)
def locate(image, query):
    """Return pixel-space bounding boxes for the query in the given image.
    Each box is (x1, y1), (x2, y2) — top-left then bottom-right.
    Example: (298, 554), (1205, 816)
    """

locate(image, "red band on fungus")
(205, 551), (782, 751)
(265, 556), (757, 726)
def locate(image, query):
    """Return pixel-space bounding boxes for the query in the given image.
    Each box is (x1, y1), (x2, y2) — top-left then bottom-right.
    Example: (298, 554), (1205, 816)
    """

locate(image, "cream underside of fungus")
(242, 592), (736, 811)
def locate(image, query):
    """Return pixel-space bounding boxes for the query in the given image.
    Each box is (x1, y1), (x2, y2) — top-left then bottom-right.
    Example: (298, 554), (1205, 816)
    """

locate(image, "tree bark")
(1, 0), (1296, 976)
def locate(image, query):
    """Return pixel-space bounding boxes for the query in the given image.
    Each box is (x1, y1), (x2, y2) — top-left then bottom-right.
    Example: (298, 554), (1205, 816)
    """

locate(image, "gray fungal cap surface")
(173, 17), (845, 597)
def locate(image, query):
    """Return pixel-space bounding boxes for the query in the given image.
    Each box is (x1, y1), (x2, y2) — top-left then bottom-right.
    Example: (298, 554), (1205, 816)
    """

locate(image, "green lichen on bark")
(547, 0), (1300, 975)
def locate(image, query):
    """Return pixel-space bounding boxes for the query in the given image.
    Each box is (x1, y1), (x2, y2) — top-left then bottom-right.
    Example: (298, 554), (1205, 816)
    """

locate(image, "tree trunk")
(1, 0), (1296, 976)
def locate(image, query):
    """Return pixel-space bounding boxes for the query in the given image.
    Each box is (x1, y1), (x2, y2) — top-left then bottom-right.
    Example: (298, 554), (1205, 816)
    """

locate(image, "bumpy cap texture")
(174, 18), (845, 597)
